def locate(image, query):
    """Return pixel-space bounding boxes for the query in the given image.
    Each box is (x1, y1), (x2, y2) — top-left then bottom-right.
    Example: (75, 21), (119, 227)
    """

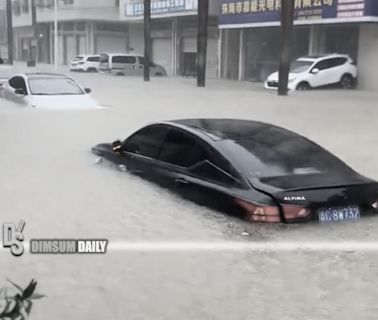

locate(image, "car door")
(134, 57), (145, 76)
(328, 57), (348, 83)
(309, 59), (334, 87)
(152, 128), (243, 212)
(119, 124), (171, 177)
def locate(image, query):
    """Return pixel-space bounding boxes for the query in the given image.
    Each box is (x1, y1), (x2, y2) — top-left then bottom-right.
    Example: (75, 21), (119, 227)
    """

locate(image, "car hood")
(266, 72), (299, 82)
(27, 94), (103, 110)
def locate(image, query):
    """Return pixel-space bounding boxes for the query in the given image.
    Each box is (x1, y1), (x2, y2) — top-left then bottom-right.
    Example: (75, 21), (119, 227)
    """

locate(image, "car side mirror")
(15, 88), (26, 95)
(84, 88), (91, 94)
(112, 140), (123, 152)
(311, 68), (319, 75)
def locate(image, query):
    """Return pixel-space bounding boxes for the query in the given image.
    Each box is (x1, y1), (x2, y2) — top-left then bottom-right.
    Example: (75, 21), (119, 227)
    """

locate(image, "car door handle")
(175, 178), (189, 185)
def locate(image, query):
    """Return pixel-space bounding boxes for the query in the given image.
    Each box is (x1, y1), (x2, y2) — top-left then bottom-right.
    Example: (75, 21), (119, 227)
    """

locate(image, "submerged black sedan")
(92, 119), (378, 223)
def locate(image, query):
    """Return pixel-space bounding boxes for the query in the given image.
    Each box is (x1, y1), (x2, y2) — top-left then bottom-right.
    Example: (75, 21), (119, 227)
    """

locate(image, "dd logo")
(2, 220), (25, 257)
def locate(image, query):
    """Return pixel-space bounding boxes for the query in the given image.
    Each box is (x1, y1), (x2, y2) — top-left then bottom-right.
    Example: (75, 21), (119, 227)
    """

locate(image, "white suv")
(70, 55), (100, 72)
(265, 54), (358, 91)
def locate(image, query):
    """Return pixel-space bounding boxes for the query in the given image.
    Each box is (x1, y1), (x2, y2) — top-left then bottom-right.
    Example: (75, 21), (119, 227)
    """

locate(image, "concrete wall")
(358, 23), (378, 91)
(12, 0), (119, 27)
(127, 22), (144, 54)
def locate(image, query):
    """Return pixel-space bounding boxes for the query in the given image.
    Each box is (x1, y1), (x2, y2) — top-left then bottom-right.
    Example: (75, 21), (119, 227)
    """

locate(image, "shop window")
(13, 1), (21, 15)
(322, 25), (359, 62)
(21, 0), (29, 13)
(243, 27), (310, 82)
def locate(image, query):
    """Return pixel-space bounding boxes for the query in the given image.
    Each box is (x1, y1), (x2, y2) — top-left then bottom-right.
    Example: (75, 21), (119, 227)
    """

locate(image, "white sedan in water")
(0, 73), (102, 109)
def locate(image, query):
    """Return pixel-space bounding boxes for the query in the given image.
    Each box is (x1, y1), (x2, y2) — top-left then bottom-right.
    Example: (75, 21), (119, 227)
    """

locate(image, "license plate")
(318, 206), (360, 223)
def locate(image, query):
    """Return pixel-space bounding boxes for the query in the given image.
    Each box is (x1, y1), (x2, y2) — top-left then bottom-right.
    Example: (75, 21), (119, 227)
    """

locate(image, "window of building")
(13, 1), (21, 15)
(21, 0), (29, 13)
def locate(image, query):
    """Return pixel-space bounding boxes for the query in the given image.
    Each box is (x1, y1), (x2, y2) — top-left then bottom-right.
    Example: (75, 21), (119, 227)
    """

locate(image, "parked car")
(69, 55), (100, 72)
(99, 53), (167, 77)
(92, 119), (378, 224)
(0, 73), (101, 109)
(265, 54), (358, 91)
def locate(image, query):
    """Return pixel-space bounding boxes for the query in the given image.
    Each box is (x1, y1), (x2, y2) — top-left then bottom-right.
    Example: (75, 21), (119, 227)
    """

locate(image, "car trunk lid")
(249, 173), (378, 214)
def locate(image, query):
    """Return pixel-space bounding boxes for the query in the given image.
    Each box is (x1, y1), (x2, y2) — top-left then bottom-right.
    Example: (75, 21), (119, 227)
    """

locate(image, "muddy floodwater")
(1, 66), (378, 319)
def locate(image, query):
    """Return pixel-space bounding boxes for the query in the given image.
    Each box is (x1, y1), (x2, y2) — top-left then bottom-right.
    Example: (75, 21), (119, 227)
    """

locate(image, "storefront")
(219, 0), (378, 90)
(121, 0), (219, 77)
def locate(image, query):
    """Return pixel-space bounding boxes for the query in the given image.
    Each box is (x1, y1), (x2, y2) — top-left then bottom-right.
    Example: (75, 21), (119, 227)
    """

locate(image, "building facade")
(11, 0), (126, 64)
(0, 2), (8, 60)
(219, 0), (378, 90)
(11, 0), (221, 77)
(119, 0), (220, 77)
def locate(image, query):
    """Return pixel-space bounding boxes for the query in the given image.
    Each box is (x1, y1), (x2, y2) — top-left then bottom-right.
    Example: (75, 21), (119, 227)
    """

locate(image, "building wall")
(12, 0), (119, 27)
(128, 22), (144, 54)
(358, 23), (378, 91)
(36, 0), (119, 23)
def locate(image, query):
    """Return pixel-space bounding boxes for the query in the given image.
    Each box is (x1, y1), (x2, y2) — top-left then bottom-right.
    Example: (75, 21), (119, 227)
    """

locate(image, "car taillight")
(282, 205), (311, 220)
(373, 200), (378, 209)
(234, 198), (281, 223)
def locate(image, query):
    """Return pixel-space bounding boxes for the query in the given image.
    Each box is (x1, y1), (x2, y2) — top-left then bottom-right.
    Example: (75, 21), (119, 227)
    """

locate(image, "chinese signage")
(125, 0), (197, 17)
(219, 0), (378, 26)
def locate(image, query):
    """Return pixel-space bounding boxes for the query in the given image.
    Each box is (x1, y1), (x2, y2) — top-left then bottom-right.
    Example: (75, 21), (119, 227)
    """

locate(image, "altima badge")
(284, 196), (306, 201)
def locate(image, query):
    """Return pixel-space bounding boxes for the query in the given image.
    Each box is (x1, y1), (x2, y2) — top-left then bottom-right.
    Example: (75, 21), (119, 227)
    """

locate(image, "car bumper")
(264, 80), (297, 91)
(70, 66), (85, 71)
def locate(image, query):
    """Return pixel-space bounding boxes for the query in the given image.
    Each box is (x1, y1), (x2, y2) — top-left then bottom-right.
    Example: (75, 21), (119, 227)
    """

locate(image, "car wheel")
(296, 82), (310, 91)
(340, 74), (354, 89)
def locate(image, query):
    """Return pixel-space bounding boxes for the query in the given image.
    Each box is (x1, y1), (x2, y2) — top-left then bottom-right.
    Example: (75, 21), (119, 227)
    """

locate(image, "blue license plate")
(318, 206), (360, 223)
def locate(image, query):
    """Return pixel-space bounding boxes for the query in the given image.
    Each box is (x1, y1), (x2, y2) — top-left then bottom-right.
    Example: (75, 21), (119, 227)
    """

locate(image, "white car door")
(309, 59), (334, 88)
(327, 57), (348, 84)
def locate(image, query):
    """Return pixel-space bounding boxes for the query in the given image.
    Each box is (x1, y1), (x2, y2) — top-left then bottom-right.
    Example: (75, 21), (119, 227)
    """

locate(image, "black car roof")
(169, 118), (299, 142)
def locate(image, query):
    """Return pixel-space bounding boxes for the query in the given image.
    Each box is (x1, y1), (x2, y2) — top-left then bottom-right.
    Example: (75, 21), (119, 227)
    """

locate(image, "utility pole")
(6, 0), (14, 65)
(143, 0), (151, 81)
(278, 0), (295, 96)
(54, 0), (58, 69)
(197, 0), (209, 87)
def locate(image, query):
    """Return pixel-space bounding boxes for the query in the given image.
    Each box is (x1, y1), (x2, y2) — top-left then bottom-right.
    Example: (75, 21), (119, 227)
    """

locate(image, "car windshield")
(290, 60), (313, 73)
(28, 78), (84, 95)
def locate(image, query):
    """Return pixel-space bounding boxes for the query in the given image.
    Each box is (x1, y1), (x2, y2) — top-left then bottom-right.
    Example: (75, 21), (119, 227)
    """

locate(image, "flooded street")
(1, 67), (378, 319)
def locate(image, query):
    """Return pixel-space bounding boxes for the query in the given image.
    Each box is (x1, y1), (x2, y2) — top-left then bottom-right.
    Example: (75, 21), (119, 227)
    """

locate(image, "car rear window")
(221, 133), (352, 179)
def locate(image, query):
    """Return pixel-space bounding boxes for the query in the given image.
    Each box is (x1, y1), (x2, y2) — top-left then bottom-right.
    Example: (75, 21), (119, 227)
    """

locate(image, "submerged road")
(1, 66), (378, 319)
